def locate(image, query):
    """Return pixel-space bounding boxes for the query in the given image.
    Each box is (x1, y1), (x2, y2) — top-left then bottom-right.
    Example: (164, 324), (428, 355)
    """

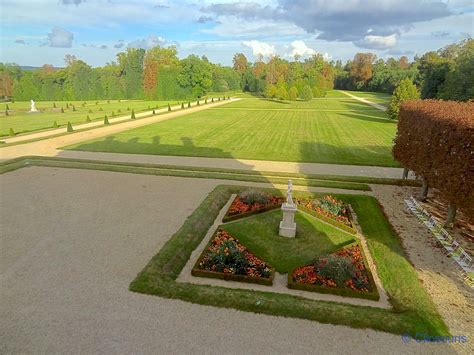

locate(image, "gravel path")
(0, 167), (453, 354)
(339, 91), (388, 111)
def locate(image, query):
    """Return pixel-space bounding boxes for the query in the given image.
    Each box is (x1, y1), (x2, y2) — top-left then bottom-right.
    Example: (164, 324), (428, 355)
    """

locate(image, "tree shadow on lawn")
(70, 135), (236, 159)
(337, 111), (396, 124)
(298, 141), (398, 167)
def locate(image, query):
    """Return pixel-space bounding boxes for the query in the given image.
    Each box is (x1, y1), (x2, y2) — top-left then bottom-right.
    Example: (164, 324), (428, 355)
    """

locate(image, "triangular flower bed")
(288, 243), (380, 301)
(192, 229), (275, 286)
(223, 190), (284, 222)
(296, 195), (357, 234)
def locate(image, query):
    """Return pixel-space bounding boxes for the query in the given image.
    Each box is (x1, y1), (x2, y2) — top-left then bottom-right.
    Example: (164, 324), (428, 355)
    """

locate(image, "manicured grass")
(0, 99), (180, 137)
(66, 95), (398, 167)
(129, 185), (448, 336)
(222, 209), (356, 273)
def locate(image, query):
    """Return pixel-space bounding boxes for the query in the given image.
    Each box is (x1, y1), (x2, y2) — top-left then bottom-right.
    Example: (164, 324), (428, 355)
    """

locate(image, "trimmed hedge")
(393, 100), (474, 220)
(288, 242), (380, 301)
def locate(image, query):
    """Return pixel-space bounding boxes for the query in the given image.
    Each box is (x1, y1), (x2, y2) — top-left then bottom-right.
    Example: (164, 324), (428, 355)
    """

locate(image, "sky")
(1, 0), (473, 67)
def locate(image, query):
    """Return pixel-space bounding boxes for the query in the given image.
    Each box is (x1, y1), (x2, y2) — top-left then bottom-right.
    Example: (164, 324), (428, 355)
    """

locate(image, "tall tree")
(350, 53), (377, 87)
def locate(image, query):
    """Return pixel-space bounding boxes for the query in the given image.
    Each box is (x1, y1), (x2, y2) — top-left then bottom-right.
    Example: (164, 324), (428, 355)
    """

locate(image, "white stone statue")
(29, 100), (38, 112)
(279, 179), (297, 238)
(286, 179), (294, 206)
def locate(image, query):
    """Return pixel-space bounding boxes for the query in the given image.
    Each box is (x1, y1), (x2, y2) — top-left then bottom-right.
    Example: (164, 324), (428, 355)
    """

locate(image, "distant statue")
(29, 100), (38, 112)
(286, 179), (294, 206)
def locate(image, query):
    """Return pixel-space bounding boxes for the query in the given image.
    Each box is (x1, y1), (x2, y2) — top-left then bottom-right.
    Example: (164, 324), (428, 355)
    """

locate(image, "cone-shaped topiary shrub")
(152, 109), (156, 115)
(131, 109), (136, 119)
(6, 104), (10, 110)
(205, 98), (207, 104)
(72, 105), (76, 111)
(53, 121), (58, 128)
(181, 102), (185, 109)
(168, 103), (171, 111)
(118, 109), (121, 113)
(66, 103), (69, 109)
(104, 115), (110, 125)
(111, 111), (115, 117)
(197, 100), (200, 106)
(86, 115), (91, 122)
(61, 107), (64, 113)
(53, 102), (56, 108)
(212, 97), (214, 102)
(5, 109), (8, 116)
(99, 107), (103, 111)
(188, 101), (191, 108)
(9, 128), (15, 136)
(88, 109), (93, 113)
(67, 121), (73, 132)
(127, 107), (130, 111)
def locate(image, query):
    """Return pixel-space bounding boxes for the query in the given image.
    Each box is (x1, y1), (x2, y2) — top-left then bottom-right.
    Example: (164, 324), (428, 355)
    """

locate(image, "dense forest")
(0, 39), (472, 102)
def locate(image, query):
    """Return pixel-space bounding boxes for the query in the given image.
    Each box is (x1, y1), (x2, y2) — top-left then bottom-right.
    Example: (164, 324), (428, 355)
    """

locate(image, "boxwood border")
(191, 228), (275, 286)
(287, 242), (380, 301)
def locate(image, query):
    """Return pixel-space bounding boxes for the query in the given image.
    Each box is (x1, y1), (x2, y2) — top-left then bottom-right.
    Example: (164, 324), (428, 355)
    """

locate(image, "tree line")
(0, 39), (472, 102)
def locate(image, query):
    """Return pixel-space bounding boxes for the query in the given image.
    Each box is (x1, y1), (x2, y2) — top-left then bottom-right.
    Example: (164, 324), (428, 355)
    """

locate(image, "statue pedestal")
(279, 202), (297, 238)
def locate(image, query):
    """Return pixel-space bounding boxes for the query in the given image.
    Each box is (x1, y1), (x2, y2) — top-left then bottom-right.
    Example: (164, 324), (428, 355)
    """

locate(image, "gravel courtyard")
(0, 167), (454, 354)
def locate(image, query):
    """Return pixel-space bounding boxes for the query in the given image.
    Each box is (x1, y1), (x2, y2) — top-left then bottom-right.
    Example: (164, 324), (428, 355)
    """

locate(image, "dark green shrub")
(239, 190), (270, 205)
(86, 115), (91, 122)
(9, 128), (15, 136)
(53, 102), (56, 108)
(99, 107), (103, 111)
(88, 109), (92, 113)
(5, 109), (8, 116)
(188, 101), (191, 108)
(104, 115), (109, 125)
(212, 97), (214, 102)
(67, 121), (73, 132)
(131, 109), (135, 119)
(66, 103), (69, 109)
(117, 109), (121, 113)
(6, 104), (10, 110)
(181, 102), (185, 109)
(53, 121), (58, 128)
(316, 255), (356, 287)
(168, 103), (171, 111)
(61, 107), (64, 113)
(72, 105), (76, 111)
(197, 100), (200, 105)
(205, 98), (207, 104)
(127, 106), (130, 111)
(152, 109), (155, 115)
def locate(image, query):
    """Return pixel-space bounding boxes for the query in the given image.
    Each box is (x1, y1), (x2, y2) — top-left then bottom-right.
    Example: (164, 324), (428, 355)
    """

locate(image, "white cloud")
(47, 26), (74, 48)
(354, 34), (397, 49)
(242, 40), (275, 58)
(128, 35), (168, 49)
(288, 40), (315, 58)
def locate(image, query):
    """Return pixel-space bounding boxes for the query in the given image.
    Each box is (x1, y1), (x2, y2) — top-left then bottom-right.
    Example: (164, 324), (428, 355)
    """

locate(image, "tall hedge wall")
(393, 100), (474, 220)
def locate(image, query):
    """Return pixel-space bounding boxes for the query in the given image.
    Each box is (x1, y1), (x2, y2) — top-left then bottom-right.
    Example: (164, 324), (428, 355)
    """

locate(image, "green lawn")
(222, 209), (356, 273)
(0, 99), (180, 137)
(66, 94), (399, 167)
